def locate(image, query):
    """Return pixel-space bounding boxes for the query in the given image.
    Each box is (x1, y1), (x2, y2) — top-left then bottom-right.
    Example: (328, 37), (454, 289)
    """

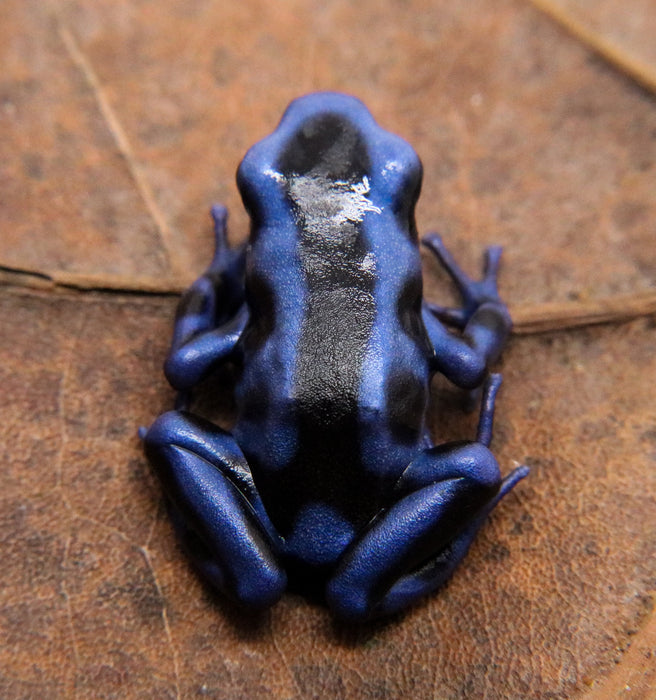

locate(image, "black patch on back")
(242, 270), (276, 352)
(385, 274), (431, 443)
(262, 112), (385, 536)
(385, 369), (425, 444)
(397, 273), (432, 353)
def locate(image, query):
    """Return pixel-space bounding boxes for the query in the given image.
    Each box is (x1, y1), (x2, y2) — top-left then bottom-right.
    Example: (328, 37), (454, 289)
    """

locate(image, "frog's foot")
(188, 205), (246, 302)
(165, 205), (248, 394)
(143, 410), (286, 610)
(326, 375), (528, 622)
(173, 205), (245, 337)
(422, 233), (505, 329)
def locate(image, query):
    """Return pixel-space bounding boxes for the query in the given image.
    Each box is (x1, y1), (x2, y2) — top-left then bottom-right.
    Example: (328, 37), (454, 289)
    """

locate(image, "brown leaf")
(1, 0), (655, 697)
(0, 1), (182, 288)
(529, 0), (656, 94)
(2, 0), (655, 305)
(1, 289), (655, 698)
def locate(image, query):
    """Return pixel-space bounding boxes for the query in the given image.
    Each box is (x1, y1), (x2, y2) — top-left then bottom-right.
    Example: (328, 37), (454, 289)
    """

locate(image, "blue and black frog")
(142, 92), (528, 622)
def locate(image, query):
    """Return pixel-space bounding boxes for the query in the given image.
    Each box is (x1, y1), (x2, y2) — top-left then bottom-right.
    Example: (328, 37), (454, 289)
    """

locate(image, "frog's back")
(233, 94), (432, 569)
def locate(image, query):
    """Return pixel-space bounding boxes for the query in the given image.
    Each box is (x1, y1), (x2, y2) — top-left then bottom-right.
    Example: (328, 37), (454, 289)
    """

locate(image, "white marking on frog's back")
(262, 167), (285, 183)
(287, 174), (382, 236)
(360, 251), (376, 272)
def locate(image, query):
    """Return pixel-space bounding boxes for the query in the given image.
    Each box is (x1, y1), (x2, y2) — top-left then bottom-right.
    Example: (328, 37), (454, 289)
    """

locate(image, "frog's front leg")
(164, 205), (248, 395)
(326, 376), (528, 622)
(421, 234), (512, 389)
(143, 410), (286, 609)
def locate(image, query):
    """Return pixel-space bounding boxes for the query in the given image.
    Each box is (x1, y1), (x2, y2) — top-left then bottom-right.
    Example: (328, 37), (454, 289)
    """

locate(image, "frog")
(142, 92), (528, 622)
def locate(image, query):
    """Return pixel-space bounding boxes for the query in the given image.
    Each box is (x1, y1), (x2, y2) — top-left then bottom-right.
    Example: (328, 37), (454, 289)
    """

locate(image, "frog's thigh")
(144, 411), (286, 609)
(326, 443), (505, 622)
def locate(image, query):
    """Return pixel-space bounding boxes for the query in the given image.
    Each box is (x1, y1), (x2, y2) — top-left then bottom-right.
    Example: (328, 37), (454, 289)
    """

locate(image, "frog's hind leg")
(143, 410), (286, 610)
(326, 375), (528, 622)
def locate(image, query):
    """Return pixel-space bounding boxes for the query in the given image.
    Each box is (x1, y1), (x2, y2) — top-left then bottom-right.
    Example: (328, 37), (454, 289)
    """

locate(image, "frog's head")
(237, 93), (422, 231)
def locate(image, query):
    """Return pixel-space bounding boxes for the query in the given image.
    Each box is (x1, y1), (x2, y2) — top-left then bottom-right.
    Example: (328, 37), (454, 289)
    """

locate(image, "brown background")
(1, 1), (655, 698)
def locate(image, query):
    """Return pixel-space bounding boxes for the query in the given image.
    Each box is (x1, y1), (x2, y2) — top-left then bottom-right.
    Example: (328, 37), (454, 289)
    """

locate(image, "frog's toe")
(484, 245), (503, 281)
(325, 577), (372, 624)
(422, 232), (473, 293)
(210, 203), (228, 227)
(207, 204), (231, 267)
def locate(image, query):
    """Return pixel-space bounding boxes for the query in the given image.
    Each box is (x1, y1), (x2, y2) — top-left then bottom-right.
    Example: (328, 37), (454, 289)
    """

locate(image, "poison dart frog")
(143, 92), (528, 622)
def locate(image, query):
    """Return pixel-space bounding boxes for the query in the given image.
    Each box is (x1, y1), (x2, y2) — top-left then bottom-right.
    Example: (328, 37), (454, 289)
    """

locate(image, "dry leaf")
(1, 0), (655, 697)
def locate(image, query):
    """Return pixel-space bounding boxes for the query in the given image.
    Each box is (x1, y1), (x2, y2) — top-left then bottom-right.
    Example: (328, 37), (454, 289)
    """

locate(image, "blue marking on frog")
(142, 92), (528, 622)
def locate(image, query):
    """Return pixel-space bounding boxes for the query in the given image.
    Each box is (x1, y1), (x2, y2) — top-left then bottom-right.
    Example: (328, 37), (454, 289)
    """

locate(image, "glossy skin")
(143, 93), (528, 622)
